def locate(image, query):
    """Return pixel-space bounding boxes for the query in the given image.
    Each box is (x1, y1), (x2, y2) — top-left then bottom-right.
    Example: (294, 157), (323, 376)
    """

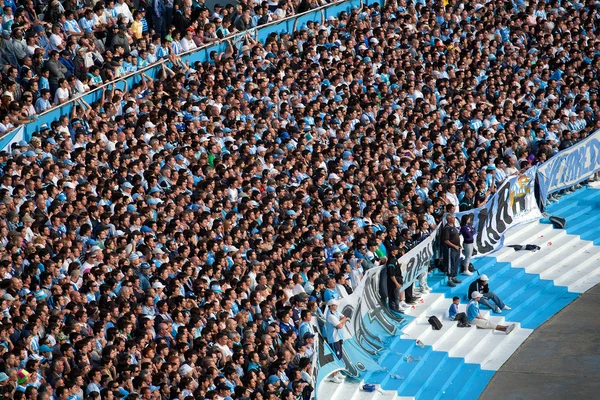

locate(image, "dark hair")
(460, 214), (471, 226)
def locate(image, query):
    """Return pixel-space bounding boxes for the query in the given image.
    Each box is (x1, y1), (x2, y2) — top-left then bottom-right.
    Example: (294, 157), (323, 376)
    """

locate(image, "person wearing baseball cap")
(467, 274), (511, 314)
(468, 291), (515, 334)
(325, 298), (347, 383)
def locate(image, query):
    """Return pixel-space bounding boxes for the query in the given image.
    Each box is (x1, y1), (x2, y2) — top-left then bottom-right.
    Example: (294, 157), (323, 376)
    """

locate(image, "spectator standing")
(460, 215), (475, 276)
(442, 214), (462, 287)
(386, 245), (407, 312)
(325, 299), (347, 383)
(45, 49), (66, 95)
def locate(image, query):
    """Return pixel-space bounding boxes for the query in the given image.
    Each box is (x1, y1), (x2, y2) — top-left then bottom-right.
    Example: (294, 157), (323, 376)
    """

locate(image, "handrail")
(33, 0), (348, 122)
(0, 0), (376, 145)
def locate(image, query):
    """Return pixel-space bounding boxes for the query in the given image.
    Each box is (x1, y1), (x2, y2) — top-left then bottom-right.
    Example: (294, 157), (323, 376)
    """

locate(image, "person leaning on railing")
(0, 0), (327, 130)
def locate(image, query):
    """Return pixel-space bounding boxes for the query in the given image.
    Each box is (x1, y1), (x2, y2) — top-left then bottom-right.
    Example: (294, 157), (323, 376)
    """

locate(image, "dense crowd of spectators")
(0, 0), (597, 399)
(0, 0), (337, 131)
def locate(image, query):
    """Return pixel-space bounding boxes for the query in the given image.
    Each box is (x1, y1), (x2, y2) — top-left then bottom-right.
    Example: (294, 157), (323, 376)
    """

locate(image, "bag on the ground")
(454, 312), (470, 327)
(428, 316), (443, 330)
(549, 215), (566, 229)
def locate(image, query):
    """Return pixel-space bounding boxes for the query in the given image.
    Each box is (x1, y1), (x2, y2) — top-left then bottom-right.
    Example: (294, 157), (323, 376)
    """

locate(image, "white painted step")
(498, 221), (548, 246)
(495, 227), (565, 265)
(513, 233), (590, 272)
(463, 323), (533, 370)
(479, 327), (533, 371)
(567, 267), (600, 293)
(447, 324), (496, 359)
(542, 245), (600, 282)
(404, 293), (446, 319)
(330, 379), (364, 400)
(490, 222), (553, 260)
(319, 380), (400, 400)
(527, 235), (595, 273)
(587, 181), (600, 188)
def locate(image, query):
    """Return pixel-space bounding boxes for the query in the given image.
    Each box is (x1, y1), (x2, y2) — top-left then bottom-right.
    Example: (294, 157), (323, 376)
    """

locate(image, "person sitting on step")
(468, 291), (515, 334)
(448, 296), (460, 320)
(467, 274), (511, 313)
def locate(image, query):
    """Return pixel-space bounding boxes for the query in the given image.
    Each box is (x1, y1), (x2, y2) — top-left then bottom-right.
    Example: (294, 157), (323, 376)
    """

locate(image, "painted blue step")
(437, 261), (514, 301)
(503, 279), (556, 324)
(390, 350), (447, 394)
(559, 211), (598, 235)
(544, 189), (600, 219)
(377, 340), (432, 386)
(377, 339), (417, 367)
(433, 362), (480, 400)
(449, 261), (517, 301)
(455, 369), (496, 400)
(362, 370), (388, 385)
(543, 205), (594, 228)
(428, 257), (499, 292)
(548, 186), (600, 206)
(482, 266), (527, 294)
(575, 225), (600, 245)
(412, 356), (464, 399)
(520, 290), (578, 329)
(492, 268), (533, 300)
(495, 272), (542, 308)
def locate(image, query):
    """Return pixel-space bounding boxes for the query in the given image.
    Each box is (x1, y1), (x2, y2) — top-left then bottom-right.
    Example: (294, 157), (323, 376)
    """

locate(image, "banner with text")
(311, 231), (437, 392)
(455, 167), (542, 257)
(537, 128), (600, 200)
(309, 316), (345, 398)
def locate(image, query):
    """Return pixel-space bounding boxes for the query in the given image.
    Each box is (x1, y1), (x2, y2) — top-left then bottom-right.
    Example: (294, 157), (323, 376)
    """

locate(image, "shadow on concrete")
(481, 284), (600, 400)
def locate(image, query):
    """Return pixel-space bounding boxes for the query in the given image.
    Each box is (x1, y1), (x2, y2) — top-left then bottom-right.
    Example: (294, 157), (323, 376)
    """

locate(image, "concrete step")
(392, 350), (447, 394)
(433, 363), (488, 400)
(543, 245), (600, 283)
(464, 322), (532, 370)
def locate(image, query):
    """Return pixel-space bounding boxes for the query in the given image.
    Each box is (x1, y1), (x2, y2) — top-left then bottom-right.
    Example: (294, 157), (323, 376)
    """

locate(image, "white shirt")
(114, 2), (133, 23)
(214, 342), (233, 358)
(54, 87), (70, 104)
(326, 308), (346, 343)
(335, 283), (349, 298)
(49, 33), (63, 51)
(180, 37), (197, 52)
(446, 192), (459, 208)
(292, 284), (305, 295)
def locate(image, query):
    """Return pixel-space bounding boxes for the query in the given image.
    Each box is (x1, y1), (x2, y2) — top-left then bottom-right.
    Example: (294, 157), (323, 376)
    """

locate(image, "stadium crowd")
(0, 0), (597, 398)
(0, 0), (337, 123)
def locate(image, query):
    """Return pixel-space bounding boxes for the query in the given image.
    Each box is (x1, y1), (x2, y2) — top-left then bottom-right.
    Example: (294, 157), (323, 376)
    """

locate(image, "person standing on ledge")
(459, 214), (475, 276)
(442, 214), (462, 287)
(468, 274), (511, 313)
(468, 292), (515, 334)
(325, 299), (347, 383)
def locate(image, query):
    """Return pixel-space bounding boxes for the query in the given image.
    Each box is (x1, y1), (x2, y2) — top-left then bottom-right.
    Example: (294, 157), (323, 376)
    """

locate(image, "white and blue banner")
(537, 128), (600, 200)
(455, 167), (542, 256)
(0, 126), (24, 152)
(311, 168), (542, 397)
(311, 233), (437, 391)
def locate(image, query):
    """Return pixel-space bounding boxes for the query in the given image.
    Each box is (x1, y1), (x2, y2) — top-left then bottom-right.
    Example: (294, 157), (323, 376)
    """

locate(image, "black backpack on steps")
(428, 316), (443, 330)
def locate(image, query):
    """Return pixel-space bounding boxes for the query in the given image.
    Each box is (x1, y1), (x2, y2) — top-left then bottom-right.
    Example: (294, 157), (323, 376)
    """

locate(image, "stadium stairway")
(319, 184), (600, 400)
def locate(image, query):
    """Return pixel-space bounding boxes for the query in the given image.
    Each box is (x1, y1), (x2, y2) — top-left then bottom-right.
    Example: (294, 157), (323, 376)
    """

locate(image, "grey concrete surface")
(480, 284), (600, 400)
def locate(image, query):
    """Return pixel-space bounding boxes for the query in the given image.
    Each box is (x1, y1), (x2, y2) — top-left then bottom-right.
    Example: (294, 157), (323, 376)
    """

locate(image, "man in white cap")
(325, 298), (347, 383)
(468, 291), (515, 334)
(467, 274), (511, 313)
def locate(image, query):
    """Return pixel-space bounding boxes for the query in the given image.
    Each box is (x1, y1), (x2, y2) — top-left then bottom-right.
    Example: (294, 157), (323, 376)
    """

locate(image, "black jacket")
(467, 279), (489, 299)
